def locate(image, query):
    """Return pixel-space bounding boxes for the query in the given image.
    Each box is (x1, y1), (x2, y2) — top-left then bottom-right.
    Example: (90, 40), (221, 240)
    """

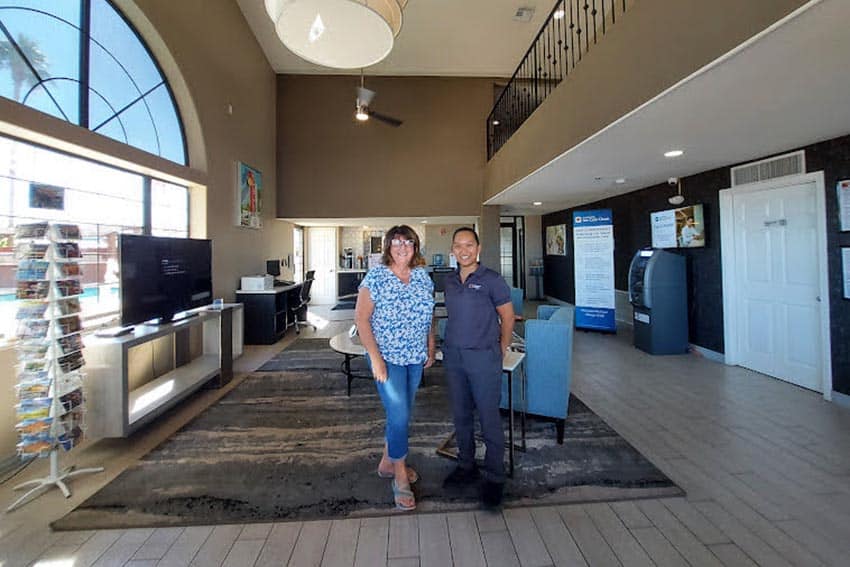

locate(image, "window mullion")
(79, 0), (91, 128)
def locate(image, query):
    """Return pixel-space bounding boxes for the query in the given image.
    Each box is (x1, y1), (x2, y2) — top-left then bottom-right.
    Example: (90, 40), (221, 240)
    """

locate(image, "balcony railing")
(487, 0), (630, 160)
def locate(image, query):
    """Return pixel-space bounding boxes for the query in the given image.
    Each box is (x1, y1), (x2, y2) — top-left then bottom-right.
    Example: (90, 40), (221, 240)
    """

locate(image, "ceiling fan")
(355, 72), (403, 127)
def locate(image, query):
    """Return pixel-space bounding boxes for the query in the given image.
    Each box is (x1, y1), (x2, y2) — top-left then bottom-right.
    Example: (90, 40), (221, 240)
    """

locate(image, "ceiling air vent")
(730, 150), (805, 187)
(513, 7), (535, 22)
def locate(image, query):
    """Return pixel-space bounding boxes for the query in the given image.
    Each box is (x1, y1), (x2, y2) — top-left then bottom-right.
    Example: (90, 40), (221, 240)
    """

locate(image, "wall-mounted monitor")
(650, 203), (706, 249)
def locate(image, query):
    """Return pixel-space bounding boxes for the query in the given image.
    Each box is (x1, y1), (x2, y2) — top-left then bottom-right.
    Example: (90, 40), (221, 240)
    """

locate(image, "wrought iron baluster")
(583, 1), (589, 54)
(569, 0), (576, 68)
(592, 0), (598, 44)
(601, 0), (606, 34)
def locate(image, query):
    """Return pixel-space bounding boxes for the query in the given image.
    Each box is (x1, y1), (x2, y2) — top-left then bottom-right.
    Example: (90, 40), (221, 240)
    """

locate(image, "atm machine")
(628, 248), (688, 354)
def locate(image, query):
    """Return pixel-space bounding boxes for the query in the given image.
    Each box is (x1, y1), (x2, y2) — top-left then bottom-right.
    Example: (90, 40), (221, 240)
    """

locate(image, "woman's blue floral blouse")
(359, 265), (435, 365)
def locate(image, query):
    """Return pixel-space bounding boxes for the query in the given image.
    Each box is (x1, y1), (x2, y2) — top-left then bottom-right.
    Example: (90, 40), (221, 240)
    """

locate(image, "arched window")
(0, 0), (186, 164)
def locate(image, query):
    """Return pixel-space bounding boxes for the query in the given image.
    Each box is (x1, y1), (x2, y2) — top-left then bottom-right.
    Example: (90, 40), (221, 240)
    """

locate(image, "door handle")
(816, 296), (821, 302)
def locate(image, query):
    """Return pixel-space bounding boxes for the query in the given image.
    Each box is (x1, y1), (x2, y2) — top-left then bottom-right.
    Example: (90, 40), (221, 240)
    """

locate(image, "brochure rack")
(7, 222), (103, 512)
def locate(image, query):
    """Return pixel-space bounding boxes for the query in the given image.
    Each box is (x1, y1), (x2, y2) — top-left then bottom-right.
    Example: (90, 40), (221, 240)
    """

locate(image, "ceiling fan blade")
(367, 109), (403, 127)
(356, 86), (375, 107)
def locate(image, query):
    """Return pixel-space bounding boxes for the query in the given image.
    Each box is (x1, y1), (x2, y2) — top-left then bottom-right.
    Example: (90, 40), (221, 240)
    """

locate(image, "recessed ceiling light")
(664, 149), (684, 158)
(553, 9), (565, 19)
(533, 201), (542, 206)
(421, 220), (428, 223)
(615, 178), (626, 184)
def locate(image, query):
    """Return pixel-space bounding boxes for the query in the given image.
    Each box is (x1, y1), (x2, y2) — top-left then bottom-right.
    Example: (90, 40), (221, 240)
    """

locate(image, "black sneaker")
(480, 480), (504, 509)
(442, 465), (480, 489)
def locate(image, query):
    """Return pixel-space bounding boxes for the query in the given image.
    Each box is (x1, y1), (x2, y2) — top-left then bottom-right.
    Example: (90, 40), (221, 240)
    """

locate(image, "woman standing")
(355, 225), (435, 511)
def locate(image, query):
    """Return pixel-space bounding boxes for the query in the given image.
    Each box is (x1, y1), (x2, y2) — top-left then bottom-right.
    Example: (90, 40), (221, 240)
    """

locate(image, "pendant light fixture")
(265, 0), (407, 69)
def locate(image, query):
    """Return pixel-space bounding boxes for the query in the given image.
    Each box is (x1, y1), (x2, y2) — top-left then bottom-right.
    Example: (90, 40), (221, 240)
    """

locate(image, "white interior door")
(732, 180), (823, 391)
(307, 227), (337, 305)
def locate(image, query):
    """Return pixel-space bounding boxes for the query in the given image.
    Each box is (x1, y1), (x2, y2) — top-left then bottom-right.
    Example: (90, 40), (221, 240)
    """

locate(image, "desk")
(436, 349), (527, 477)
(329, 331), (370, 396)
(236, 283), (302, 344)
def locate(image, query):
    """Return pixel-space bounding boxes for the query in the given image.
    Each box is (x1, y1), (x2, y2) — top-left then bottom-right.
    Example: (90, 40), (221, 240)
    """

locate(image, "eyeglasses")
(390, 238), (415, 248)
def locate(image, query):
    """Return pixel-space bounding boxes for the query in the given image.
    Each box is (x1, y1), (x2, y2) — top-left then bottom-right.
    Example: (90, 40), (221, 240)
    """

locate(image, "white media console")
(85, 304), (243, 438)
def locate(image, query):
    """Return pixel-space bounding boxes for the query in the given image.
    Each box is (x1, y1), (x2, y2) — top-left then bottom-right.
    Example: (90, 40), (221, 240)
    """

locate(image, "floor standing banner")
(573, 209), (616, 331)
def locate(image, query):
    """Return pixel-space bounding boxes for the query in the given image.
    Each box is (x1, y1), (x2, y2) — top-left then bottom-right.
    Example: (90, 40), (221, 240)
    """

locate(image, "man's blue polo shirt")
(444, 263), (511, 350)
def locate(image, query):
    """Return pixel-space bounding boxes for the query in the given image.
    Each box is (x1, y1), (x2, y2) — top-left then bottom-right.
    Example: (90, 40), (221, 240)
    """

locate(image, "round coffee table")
(329, 331), (370, 396)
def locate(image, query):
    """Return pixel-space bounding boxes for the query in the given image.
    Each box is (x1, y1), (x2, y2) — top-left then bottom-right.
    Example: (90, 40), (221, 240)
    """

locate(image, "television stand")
(86, 304), (243, 438)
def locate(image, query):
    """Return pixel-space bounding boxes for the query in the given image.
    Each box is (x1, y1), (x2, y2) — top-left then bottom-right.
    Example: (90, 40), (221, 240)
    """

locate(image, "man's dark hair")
(452, 226), (479, 244)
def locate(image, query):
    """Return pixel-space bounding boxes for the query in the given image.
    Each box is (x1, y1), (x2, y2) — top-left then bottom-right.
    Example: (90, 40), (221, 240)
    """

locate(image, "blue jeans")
(366, 355), (423, 460)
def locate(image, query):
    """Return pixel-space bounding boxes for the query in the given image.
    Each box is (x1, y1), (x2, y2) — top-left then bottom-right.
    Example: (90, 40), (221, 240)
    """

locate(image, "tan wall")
(277, 75), (494, 219)
(485, 0), (809, 199)
(424, 224), (468, 263)
(126, 0), (292, 295)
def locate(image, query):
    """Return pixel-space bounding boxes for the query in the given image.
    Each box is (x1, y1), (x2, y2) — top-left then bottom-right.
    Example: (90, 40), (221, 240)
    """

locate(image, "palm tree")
(0, 33), (49, 101)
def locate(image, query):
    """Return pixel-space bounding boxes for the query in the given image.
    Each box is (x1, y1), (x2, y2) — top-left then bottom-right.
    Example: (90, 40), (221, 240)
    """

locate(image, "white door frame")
(719, 171), (833, 400)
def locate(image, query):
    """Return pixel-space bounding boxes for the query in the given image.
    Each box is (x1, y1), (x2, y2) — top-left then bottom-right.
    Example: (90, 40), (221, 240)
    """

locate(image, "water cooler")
(628, 248), (688, 354)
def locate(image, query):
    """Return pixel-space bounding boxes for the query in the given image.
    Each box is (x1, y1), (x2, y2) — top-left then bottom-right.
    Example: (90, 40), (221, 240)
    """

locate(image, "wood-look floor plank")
(387, 558), (419, 567)
(189, 525), (242, 567)
(354, 517), (389, 567)
(157, 525), (214, 567)
(388, 515), (418, 560)
(31, 544), (83, 567)
(502, 508), (551, 567)
(239, 523), (273, 541)
(707, 543), (759, 567)
(558, 506), (620, 567)
(256, 522), (301, 567)
(773, 518), (850, 567)
(221, 539), (264, 567)
(637, 499), (723, 567)
(91, 528), (154, 567)
(694, 501), (793, 567)
(132, 527), (184, 561)
(321, 518), (360, 567)
(660, 498), (729, 546)
(628, 526), (686, 567)
(584, 502), (653, 567)
(288, 520), (331, 567)
(125, 560), (159, 567)
(447, 512), (486, 567)
(529, 507), (588, 567)
(609, 502), (653, 530)
(69, 529), (125, 567)
(475, 510), (507, 533)
(479, 531), (520, 567)
(418, 514), (452, 567)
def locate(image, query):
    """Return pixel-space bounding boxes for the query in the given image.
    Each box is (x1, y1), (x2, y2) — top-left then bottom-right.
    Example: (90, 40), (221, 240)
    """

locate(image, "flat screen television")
(650, 203), (706, 249)
(119, 234), (212, 326)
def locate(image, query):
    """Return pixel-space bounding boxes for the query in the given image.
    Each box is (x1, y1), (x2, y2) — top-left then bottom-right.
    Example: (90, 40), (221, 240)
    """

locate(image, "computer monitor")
(266, 259), (281, 277)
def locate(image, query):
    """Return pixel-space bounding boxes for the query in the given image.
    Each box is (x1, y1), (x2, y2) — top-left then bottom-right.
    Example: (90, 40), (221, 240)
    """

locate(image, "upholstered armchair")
(501, 304), (575, 443)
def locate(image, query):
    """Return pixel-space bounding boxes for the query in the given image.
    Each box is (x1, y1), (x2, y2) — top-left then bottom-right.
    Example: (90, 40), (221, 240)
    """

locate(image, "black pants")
(443, 346), (505, 484)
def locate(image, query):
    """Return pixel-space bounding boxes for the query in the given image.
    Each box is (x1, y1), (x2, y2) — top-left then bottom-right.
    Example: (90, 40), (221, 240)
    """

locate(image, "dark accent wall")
(543, 134), (850, 395)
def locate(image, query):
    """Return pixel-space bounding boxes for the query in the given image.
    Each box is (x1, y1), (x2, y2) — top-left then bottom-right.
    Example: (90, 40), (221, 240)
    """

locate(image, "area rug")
(53, 339), (682, 530)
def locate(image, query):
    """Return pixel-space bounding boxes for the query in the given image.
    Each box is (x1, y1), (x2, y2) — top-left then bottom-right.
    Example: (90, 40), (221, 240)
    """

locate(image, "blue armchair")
(501, 304), (574, 443)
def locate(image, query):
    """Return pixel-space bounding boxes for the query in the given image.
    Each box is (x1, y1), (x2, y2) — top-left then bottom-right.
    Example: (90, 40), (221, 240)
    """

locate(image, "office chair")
(293, 272), (316, 333)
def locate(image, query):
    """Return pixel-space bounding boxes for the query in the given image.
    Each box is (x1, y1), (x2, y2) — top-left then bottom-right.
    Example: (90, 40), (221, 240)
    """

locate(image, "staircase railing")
(487, 0), (630, 160)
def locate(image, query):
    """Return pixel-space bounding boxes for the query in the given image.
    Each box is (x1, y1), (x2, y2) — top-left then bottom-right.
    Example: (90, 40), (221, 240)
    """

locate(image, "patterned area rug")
(53, 339), (682, 530)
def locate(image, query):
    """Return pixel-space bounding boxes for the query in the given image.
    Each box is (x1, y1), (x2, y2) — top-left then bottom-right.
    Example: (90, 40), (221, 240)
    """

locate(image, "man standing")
(442, 227), (515, 508)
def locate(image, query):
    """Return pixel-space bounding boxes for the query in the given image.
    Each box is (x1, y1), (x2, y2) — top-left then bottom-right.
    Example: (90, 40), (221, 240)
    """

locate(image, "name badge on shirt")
(468, 283), (482, 290)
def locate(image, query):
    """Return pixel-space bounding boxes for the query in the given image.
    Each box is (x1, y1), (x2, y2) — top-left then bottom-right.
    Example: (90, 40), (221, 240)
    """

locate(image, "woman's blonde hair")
(381, 225), (426, 268)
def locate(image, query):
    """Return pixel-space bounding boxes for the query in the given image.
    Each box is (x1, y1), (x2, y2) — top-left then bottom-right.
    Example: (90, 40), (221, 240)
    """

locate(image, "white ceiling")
(237, 0), (551, 77)
(241, 0), (850, 220)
